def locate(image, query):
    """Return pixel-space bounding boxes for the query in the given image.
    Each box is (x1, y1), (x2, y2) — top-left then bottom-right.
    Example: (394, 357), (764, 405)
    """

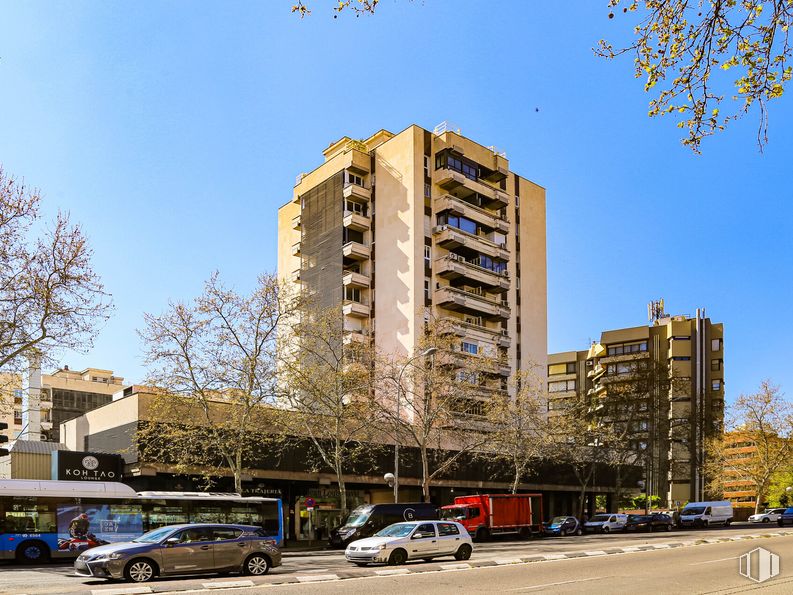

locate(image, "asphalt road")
(0, 523), (789, 595)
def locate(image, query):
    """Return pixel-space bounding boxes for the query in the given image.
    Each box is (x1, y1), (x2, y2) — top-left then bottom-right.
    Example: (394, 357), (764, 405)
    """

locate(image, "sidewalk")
(280, 540), (335, 556)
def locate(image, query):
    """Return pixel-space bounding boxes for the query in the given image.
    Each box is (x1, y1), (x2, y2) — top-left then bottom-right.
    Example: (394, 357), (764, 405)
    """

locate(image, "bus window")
(4, 499), (56, 533)
(228, 504), (259, 525)
(146, 504), (188, 529)
(191, 505), (225, 524)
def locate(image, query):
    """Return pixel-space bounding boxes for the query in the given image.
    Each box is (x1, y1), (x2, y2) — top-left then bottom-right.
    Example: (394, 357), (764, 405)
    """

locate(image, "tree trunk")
(234, 450), (243, 493)
(335, 447), (347, 513)
(511, 460), (520, 494)
(421, 446), (431, 502)
(614, 465), (623, 513)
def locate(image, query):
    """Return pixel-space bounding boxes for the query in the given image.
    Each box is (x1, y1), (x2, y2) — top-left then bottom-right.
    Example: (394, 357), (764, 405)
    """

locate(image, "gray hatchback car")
(74, 523), (281, 583)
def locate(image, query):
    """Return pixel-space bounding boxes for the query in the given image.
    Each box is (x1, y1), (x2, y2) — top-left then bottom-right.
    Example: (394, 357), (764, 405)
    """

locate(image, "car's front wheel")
(244, 554), (271, 576)
(762, 517), (770, 523)
(454, 544), (472, 561)
(602, 526), (610, 534)
(125, 559), (157, 583)
(388, 549), (407, 566)
(574, 527), (583, 536)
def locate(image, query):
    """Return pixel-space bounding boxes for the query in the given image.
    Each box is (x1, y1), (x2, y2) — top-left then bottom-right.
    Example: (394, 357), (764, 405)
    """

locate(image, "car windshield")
(682, 507), (706, 515)
(345, 506), (373, 527)
(440, 507), (467, 520)
(589, 515), (611, 522)
(550, 517), (568, 525)
(133, 526), (176, 543)
(375, 523), (417, 538)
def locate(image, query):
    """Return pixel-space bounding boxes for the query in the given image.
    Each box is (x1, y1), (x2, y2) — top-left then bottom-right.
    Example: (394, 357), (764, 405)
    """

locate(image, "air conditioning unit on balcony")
(433, 225), (448, 233)
(449, 252), (460, 261)
(500, 330), (509, 337)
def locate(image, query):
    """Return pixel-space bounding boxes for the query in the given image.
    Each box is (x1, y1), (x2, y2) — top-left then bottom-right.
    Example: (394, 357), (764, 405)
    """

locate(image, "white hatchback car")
(345, 521), (473, 566)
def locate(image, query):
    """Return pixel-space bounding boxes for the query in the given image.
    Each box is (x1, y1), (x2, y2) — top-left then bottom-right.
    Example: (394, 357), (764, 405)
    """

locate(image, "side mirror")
(411, 532), (424, 539)
(164, 537), (180, 546)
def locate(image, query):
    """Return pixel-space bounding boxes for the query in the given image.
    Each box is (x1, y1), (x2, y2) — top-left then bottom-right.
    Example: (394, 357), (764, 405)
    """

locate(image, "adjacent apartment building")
(548, 306), (724, 506)
(277, 123), (547, 412)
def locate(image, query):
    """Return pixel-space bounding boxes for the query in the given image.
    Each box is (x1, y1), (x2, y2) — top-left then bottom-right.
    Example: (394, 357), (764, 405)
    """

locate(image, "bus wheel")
(16, 541), (50, 564)
(475, 528), (490, 542)
(519, 527), (532, 540)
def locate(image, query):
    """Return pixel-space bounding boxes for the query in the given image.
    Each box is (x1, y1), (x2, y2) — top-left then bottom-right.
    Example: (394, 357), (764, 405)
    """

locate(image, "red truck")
(440, 493), (543, 541)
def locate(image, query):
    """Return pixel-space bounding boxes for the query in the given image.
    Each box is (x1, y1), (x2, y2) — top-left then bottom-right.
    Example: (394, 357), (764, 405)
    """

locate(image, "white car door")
(436, 522), (464, 554)
(407, 523), (439, 559)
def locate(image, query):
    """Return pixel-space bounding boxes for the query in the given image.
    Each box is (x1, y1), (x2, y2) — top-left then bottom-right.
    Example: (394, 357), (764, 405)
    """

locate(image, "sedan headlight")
(95, 552), (125, 560)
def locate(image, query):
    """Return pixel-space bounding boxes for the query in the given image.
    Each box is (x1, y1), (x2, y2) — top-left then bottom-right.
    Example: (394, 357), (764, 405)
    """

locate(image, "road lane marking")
(688, 555), (739, 566)
(295, 574), (340, 582)
(201, 580), (255, 589)
(506, 576), (604, 591)
(584, 550), (607, 556)
(542, 554), (568, 560)
(374, 568), (411, 575)
(621, 546), (642, 552)
(652, 544), (671, 549)
(495, 558), (524, 564)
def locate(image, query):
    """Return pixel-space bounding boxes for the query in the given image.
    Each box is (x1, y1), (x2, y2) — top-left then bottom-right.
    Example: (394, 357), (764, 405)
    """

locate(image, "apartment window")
(607, 341), (648, 356)
(424, 279), (430, 302)
(424, 183), (431, 198)
(712, 379), (722, 391)
(343, 228), (364, 245)
(607, 362), (639, 375)
(548, 379), (576, 393)
(515, 195), (520, 209)
(711, 338), (722, 351)
(423, 155), (430, 177)
(464, 315), (483, 327)
(670, 356), (691, 361)
(669, 336), (691, 341)
(631, 420), (648, 432)
(638, 400), (649, 411)
(436, 152), (478, 180)
(438, 213), (478, 235)
(346, 172), (364, 187)
(14, 389), (23, 398)
(548, 362), (575, 375)
(13, 410), (23, 424)
(461, 341), (479, 355)
(711, 359), (722, 371)
(344, 287), (361, 303)
(424, 245), (431, 266)
(345, 200), (366, 215)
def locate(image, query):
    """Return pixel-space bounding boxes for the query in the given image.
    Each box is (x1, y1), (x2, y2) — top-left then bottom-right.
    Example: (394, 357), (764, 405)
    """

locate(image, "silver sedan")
(74, 523), (281, 582)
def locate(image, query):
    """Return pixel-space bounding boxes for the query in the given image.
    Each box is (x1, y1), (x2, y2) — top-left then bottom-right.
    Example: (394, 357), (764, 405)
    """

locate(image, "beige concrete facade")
(0, 373), (24, 440)
(548, 310), (724, 505)
(278, 123), (548, 412)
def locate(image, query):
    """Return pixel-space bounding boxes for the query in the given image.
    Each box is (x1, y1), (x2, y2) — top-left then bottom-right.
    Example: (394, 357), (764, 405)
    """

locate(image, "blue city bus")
(0, 479), (283, 563)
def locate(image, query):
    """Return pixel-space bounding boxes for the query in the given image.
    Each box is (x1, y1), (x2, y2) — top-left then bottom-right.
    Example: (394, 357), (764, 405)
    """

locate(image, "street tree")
(279, 305), (382, 513)
(705, 380), (793, 514)
(0, 166), (111, 373)
(377, 317), (493, 502)
(598, 1), (793, 152)
(483, 366), (549, 494)
(137, 272), (293, 493)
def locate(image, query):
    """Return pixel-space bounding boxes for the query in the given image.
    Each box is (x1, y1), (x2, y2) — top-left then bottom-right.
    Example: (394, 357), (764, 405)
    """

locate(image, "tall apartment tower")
(548, 307), (724, 505)
(278, 124), (547, 410)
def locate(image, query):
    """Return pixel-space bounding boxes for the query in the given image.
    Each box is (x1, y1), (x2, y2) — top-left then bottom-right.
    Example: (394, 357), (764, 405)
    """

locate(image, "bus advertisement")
(0, 480), (283, 563)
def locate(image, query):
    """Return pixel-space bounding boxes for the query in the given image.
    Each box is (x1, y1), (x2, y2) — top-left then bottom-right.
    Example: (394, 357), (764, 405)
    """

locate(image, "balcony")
(343, 328), (369, 345)
(435, 254), (509, 293)
(343, 211), (370, 232)
(439, 317), (507, 342)
(434, 286), (510, 319)
(342, 241), (370, 261)
(345, 147), (371, 174)
(291, 269), (301, 283)
(40, 421), (53, 431)
(292, 214), (301, 230)
(434, 194), (509, 234)
(343, 183), (371, 202)
(291, 242), (301, 256)
(342, 270), (370, 288)
(433, 226), (510, 261)
(342, 300), (369, 318)
(435, 168), (467, 191)
(435, 166), (509, 209)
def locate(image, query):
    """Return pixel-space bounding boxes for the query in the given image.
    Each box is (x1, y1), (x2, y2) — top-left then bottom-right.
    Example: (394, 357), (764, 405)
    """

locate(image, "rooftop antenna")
(648, 299), (665, 322)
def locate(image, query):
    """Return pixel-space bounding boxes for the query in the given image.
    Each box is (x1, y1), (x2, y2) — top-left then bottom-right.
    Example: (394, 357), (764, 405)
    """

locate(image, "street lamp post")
(393, 347), (437, 503)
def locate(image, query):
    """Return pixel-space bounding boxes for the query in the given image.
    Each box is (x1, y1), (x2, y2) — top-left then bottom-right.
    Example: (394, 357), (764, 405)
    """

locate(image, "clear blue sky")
(1, 1), (791, 401)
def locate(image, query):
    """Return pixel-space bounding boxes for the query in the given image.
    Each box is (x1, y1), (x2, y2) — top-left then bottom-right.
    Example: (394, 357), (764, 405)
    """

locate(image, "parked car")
(624, 513), (674, 532)
(330, 503), (439, 548)
(749, 508), (787, 523)
(678, 501), (733, 528)
(542, 516), (582, 537)
(344, 520), (472, 566)
(777, 507), (793, 527)
(74, 524), (281, 583)
(583, 513), (628, 533)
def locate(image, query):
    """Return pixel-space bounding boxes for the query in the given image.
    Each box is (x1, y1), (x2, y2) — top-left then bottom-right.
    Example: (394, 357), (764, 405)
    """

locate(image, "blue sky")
(1, 1), (791, 400)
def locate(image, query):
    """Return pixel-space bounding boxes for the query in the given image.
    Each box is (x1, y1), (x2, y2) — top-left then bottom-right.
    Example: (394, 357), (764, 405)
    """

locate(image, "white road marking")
(440, 563), (472, 570)
(295, 574), (340, 582)
(495, 558), (523, 564)
(652, 544), (671, 549)
(302, 568), (330, 573)
(542, 553), (569, 560)
(506, 576), (604, 591)
(621, 546), (642, 552)
(374, 568), (411, 575)
(91, 588), (153, 595)
(584, 550), (607, 556)
(688, 555), (739, 566)
(201, 580), (255, 589)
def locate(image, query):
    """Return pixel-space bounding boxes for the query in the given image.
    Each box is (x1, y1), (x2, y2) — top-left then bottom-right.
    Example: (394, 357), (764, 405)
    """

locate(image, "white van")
(584, 513), (628, 533)
(678, 501), (733, 528)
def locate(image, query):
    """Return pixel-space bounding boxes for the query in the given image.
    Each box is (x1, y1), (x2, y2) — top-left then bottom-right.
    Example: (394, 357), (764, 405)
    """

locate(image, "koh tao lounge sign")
(52, 451), (124, 481)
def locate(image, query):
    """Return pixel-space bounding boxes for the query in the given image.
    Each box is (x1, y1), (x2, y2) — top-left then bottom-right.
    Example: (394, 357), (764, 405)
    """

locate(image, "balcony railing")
(343, 210), (370, 232)
(433, 225), (510, 261)
(343, 183), (371, 202)
(434, 286), (510, 319)
(342, 241), (370, 261)
(434, 194), (509, 234)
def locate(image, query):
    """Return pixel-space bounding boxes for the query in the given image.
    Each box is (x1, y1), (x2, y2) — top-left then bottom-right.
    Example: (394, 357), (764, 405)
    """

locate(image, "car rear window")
(437, 523), (460, 536)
